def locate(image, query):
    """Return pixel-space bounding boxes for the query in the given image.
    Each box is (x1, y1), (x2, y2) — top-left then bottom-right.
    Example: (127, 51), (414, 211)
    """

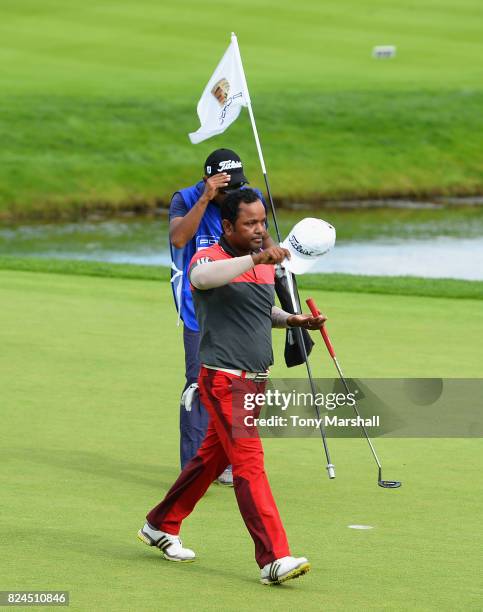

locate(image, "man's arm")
(190, 246), (290, 290)
(271, 306), (328, 329)
(169, 173), (230, 248)
(190, 255), (254, 290)
(271, 306), (292, 328)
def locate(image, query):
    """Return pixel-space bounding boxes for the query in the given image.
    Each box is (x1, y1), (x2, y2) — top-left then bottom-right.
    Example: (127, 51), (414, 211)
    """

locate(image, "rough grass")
(0, 0), (482, 218)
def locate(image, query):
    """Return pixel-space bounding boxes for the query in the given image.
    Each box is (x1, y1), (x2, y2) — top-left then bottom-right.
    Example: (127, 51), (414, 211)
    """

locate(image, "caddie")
(169, 149), (274, 484)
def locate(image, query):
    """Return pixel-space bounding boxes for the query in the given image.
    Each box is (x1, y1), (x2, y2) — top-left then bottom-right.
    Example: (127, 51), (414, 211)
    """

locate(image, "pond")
(1, 202), (483, 280)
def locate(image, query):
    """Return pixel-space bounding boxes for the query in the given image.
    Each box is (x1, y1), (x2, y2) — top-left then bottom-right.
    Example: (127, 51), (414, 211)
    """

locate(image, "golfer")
(169, 148), (273, 485)
(140, 188), (326, 584)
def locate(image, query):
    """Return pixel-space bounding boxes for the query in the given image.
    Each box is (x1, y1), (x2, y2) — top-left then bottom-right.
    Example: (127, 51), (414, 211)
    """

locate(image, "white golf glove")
(181, 383), (199, 412)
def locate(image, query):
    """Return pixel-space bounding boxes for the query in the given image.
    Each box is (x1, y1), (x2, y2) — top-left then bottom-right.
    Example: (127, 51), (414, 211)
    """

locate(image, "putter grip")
(306, 297), (336, 358)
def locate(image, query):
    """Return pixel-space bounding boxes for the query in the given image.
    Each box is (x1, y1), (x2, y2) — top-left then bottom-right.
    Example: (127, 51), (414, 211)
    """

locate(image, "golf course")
(1, 0), (483, 609)
(1, 262), (482, 610)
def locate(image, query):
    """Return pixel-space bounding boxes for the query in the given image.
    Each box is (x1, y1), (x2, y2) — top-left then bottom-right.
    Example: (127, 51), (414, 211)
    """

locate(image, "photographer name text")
(243, 415), (380, 428)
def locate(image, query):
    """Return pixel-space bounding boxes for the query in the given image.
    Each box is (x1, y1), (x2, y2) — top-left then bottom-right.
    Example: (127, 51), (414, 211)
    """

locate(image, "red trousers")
(146, 367), (291, 568)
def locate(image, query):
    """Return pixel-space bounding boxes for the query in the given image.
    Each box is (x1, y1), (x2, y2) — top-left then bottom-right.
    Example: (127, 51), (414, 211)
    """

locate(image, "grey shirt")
(189, 237), (277, 372)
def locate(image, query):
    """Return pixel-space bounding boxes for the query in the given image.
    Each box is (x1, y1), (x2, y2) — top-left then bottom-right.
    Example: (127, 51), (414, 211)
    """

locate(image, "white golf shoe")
(216, 465), (234, 487)
(260, 556), (311, 585)
(137, 523), (196, 562)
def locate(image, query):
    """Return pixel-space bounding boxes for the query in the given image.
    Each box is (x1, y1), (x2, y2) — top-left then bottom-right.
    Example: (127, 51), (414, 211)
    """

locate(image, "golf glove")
(181, 383), (198, 412)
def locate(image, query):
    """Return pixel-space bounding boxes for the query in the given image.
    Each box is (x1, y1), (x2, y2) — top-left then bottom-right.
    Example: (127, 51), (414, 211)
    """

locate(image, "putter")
(306, 298), (401, 489)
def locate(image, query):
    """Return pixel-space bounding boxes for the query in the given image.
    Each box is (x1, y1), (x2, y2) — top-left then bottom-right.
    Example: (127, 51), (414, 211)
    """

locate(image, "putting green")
(1, 270), (482, 610)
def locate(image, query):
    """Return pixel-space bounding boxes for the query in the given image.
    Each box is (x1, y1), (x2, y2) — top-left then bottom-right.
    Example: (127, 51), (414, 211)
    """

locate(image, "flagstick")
(284, 268), (335, 479)
(244, 112), (281, 241)
(231, 32), (335, 480)
(231, 33), (282, 243)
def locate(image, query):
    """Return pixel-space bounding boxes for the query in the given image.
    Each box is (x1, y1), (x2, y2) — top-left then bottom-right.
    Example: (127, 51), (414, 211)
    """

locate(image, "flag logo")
(189, 37), (248, 144)
(211, 78), (230, 106)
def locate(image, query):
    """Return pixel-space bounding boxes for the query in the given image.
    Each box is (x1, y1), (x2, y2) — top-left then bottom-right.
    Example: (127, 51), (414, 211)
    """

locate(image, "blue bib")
(169, 182), (266, 331)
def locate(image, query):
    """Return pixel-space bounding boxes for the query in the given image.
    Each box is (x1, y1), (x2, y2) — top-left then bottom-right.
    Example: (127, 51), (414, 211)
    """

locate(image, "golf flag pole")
(231, 33), (282, 242)
(282, 272), (335, 479)
(232, 32), (335, 479)
(188, 34), (335, 479)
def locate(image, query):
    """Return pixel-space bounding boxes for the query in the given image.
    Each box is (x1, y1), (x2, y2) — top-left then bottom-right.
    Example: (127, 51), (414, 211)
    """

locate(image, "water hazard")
(1, 202), (483, 280)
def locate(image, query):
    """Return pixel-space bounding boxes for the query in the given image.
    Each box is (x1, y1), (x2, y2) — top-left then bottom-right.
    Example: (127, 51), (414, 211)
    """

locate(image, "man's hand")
(202, 173), (231, 201)
(169, 172), (231, 249)
(287, 312), (327, 330)
(252, 246), (290, 266)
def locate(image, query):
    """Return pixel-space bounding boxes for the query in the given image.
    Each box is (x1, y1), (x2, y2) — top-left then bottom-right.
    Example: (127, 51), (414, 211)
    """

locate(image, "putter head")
(378, 479), (402, 489)
(378, 467), (401, 488)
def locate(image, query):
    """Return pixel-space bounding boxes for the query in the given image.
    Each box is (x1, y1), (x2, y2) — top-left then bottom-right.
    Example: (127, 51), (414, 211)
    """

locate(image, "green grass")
(1, 269), (483, 610)
(1, 255), (482, 300)
(0, 0), (482, 218)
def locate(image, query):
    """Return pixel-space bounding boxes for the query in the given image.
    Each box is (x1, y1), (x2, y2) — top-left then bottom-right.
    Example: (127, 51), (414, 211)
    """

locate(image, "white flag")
(189, 38), (248, 144)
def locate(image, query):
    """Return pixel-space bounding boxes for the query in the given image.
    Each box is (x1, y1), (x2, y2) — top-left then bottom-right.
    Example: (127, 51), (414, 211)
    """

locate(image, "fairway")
(0, 0), (482, 217)
(1, 270), (482, 610)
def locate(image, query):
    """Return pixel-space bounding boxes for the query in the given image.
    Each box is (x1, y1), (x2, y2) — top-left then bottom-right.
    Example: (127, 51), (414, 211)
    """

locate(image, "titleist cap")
(204, 149), (248, 185)
(281, 218), (336, 275)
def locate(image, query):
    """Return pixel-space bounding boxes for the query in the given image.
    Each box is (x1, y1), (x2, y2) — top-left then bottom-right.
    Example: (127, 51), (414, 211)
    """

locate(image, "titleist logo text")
(217, 160), (242, 171)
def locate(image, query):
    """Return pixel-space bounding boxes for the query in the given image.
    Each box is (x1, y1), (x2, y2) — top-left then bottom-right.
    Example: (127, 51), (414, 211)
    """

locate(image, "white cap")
(281, 218), (336, 275)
